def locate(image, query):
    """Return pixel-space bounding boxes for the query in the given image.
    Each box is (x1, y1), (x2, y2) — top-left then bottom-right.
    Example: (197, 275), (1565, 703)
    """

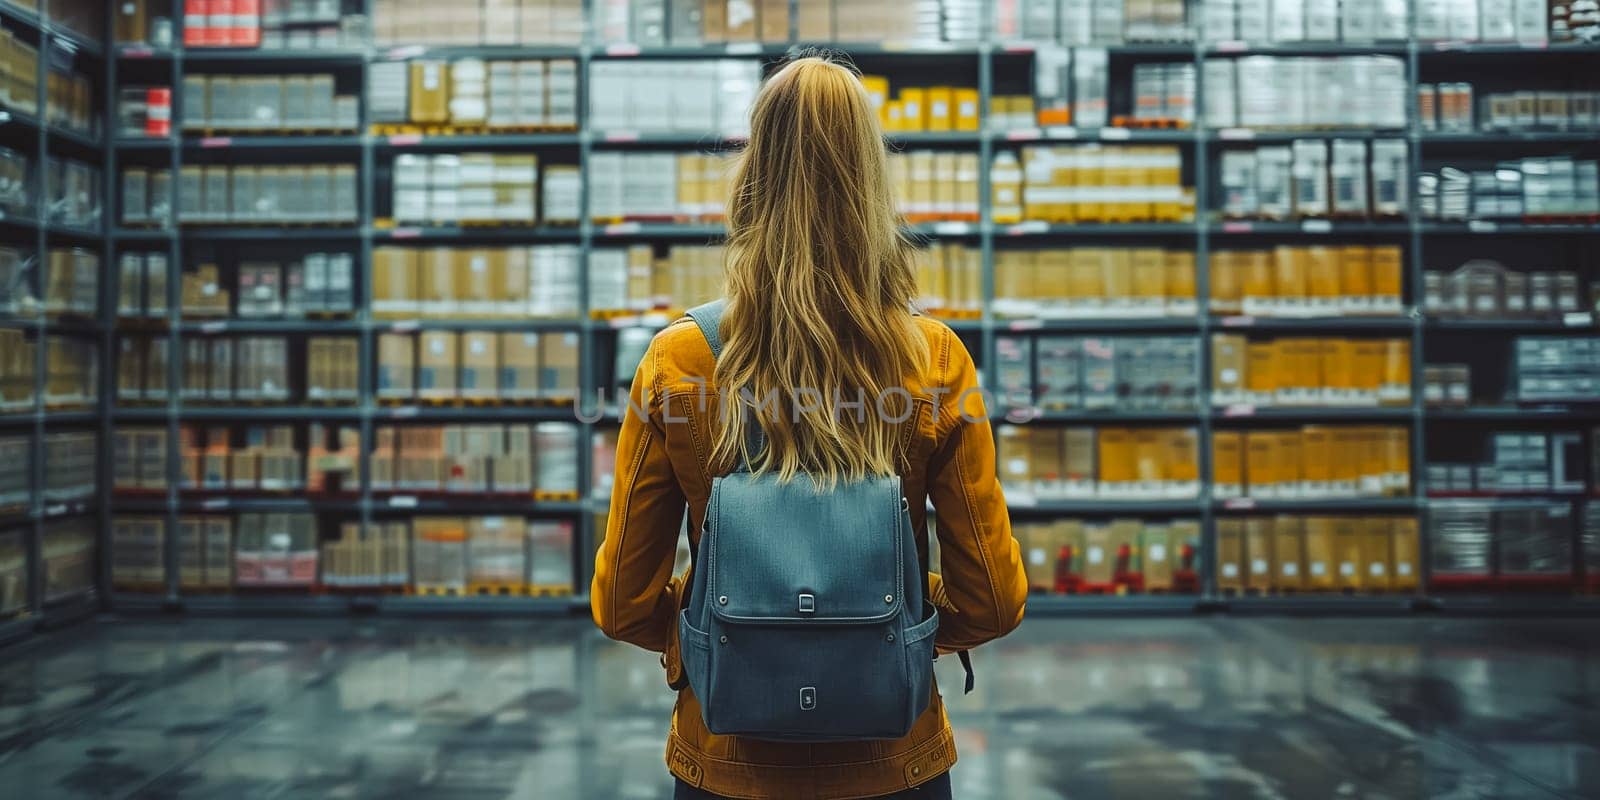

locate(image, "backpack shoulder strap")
(686, 299), (728, 361)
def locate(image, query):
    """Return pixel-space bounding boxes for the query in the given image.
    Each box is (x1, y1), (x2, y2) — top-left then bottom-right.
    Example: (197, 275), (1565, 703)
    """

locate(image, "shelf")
(44, 223), (104, 242)
(1208, 127), (1407, 142)
(372, 225), (582, 242)
(111, 592), (582, 617)
(374, 405), (576, 422)
(117, 134), (364, 151)
(1209, 220), (1411, 235)
(370, 495), (585, 515)
(110, 227), (174, 241)
(1214, 315), (1417, 331)
(0, 615), (34, 647)
(41, 410), (97, 425)
(45, 124), (102, 155)
(1222, 595), (1425, 615)
(1426, 405), (1600, 421)
(991, 127), (1196, 143)
(593, 222), (725, 239)
(1426, 316), (1596, 332)
(373, 318), (582, 332)
(375, 44), (583, 60)
(1008, 499), (1203, 515)
(1021, 594), (1205, 615)
(176, 48), (368, 65)
(1202, 41), (1409, 56)
(176, 318), (363, 334)
(1420, 221), (1600, 235)
(115, 406), (363, 421)
(115, 495), (364, 513)
(996, 409), (1202, 424)
(180, 226), (361, 241)
(1418, 41), (1600, 55)
(995, 222), (1197, 237)
(375, 131), (582, 149)
(994, 41), (1196, 56)
(1211, 406), (1415, 421)
(589, 130), (746, 147)
(1420, 130), (1600, 144)
(998, 317), (1201, 332)
(1214, 497), (1419, 513)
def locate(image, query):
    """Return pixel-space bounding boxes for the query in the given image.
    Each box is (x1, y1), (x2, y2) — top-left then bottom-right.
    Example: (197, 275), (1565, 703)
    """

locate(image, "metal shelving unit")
(76, 0), (1600, 625)
(0, 1), (107, 649)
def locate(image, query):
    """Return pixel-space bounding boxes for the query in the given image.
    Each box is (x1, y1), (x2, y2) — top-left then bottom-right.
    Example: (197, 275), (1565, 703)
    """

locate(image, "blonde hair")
(712, 54), (928, 486)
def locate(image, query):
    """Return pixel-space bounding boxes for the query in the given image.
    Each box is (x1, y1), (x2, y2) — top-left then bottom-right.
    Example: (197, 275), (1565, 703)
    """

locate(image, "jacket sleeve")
(590, 337), (686, 653)
(926, 331), (1027, 651)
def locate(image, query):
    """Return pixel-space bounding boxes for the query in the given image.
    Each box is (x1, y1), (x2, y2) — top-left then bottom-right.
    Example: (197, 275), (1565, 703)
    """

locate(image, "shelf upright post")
(1405, 33), (1431, 599)
(1193, 37), (1217, 600)
(97, 0), (118, 608)
(358, 0), (376, 593)
(27, 7), (48, 620)
(575, 19), (597, 599)
(977, 42), (996, 392)
(163, 41), (184, 604)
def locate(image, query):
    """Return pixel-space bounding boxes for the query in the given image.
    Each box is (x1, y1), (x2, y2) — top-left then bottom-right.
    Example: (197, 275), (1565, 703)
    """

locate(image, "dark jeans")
(674, 771), (953, 799)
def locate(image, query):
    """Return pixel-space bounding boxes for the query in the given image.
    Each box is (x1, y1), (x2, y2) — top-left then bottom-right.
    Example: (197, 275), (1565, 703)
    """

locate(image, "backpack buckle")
(797, 593), (815, 613)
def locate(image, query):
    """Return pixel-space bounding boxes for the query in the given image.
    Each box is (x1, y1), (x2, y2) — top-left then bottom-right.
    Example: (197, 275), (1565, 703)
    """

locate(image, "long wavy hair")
(711, 55), (927, 487)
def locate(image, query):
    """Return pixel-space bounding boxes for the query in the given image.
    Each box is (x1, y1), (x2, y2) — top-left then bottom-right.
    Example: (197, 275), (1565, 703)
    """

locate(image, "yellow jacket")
(592, 314), (1027, 800)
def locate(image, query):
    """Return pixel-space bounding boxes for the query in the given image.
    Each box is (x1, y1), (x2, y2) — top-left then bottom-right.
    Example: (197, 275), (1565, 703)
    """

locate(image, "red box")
(184, 0), (211, 47)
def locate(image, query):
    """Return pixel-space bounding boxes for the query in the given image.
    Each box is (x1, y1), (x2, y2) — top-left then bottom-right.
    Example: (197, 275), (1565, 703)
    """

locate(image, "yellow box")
(925, 87), (954, 132)
(954, 88), (980, 131)
(898, 88), (926, 131)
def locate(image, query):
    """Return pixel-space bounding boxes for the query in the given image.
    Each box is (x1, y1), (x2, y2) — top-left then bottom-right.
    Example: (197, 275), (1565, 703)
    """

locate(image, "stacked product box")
(1413, 0), (1564, 44)
(119, 168), (174, 227)
(1448, 264), (1588, 322)
(180, 74), (358, 132)
(1023, 51), (1191, 129)
(1417, 157), (1600, 222)
(168, 164), (359, 225)
(589, 60), (759, 135)
(212, 253), (355, 318)
(320, 521), (410, 591)
(305, 339), (362, 403)
(1423, 363), (1474, 407)
(588, 245), (724, 313)
(369, 58), (578, 130)
(1418, 83), (1600, 132)
(115, 254), (177, 319)
(1429, 500), (1576, 588)
(0, 435), (29, 508)
(1211, 426), (1411, 500)
(1215, 516), (1420, 594)
(176, 337), (291, 402)
(588, 153), (732, 223)
(994, 335), (1201, 411)
(234, 513), (318, 588)
(1427, 432), (1587, 495)
(45, 67), (95, 138)
(914, 243), (983, 317)
(47, 159), (102, 228)
(173, 516), (235, 592)
(43, 432), (97, 502)
(997, 425), (1202, 502)
(1203, 57), (1406, 130)
(1218, 140), (1408, 220)
(994, 248), (1197, 318)
(39, 520), (94, 601)
(0, 29), (39, 116)
(304, 424), (364, 493)
(111, 427), (169, 492)
(391, 153), (549, 225)
(0, 530), (24, 615)
(368, 423), (580, 496)
(0, 331), (33, 412)
(1003, 144), (1193, 223)
(1210, 245), (1405, 318)
(889, 152), (982, 223)
(375, 331), (579, 404)
(43, 339), (99, 408)
(996, 0), (1193, 43)
(861, 77), (982, 133)
(374, 0), (585, 46)
(1015, 519), (1202, 593)
(372, 245), (581, 319)
(1512, 338), (1600, 402)
(595, 0), (985, 44)
(117, 337), (167, 404)
(111, 517), (167, 590)
(1209, 335), (1411, 407)
(171, 424), (361, 493)
(42, 248), (99, 317)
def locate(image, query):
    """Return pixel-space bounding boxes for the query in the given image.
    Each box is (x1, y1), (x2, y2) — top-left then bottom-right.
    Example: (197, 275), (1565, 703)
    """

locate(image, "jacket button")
(719, 635), (728, 644)
(886, 633), (895, 643)
(912, 766), (921, 777)
(718, 596), (728, 605)
(884, 595), (894, 604)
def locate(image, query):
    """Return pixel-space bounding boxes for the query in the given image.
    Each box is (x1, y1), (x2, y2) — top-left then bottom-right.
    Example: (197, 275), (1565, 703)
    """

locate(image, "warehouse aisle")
(1, 616), (1595, 799)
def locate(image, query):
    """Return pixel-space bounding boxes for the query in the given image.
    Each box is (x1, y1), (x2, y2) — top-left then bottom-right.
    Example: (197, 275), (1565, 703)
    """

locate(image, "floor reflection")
(0, 616), (1594, 798)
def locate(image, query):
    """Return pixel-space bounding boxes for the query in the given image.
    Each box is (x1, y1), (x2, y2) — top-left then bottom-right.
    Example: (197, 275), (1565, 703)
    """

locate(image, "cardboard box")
(1332, 517), (1364, 590)
(1244, 517), (1275, 591)
(539, 331), (579, 401)
(1082, 525), (1115, 585)
(1217, 518), (1245, 591)
(1303, 517), (1337, 590)
(459, 332), (498, 400)
(417, 332), (458, 400)
(1391, 515), (1419, 591)
(1272, 516), (1305, 591)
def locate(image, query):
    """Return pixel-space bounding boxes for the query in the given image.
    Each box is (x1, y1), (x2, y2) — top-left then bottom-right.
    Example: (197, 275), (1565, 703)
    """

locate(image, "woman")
(591, 55), (1027, 800)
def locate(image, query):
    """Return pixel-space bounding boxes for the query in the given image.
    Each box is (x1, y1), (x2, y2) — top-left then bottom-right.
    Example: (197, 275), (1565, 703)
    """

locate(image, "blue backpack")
(677, 299), (940, 742)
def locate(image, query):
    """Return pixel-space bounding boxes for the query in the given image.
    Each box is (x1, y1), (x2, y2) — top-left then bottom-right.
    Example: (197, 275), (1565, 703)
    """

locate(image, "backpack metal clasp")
(797, 593), (815, 613)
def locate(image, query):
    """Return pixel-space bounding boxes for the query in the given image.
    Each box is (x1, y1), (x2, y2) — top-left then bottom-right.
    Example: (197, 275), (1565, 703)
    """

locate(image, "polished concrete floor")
(0, 615), (1596, 799)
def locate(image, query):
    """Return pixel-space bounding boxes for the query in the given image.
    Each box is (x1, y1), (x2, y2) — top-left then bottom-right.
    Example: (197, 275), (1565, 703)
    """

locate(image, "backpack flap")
(707, 474), (906, 625)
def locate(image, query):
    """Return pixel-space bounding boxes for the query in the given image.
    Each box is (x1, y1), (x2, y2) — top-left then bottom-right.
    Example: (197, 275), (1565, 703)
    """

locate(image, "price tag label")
(200, 137), (233, 148)
(389, 320), (419, 333)
(1221, 221), (1253, 233)
(386, 45), (427, 60)
(604, 222), (641, 235)
(1300, 219), (1332, 233)
(1098, 128), (1131, 141)
(1045, 126), (1079, 140)
(603, 131), (640, 143)
(1002, 43), (1036, 53)
(388, 134), (423, 146)
(1216, 40), (1248, 52)
(389, 407), (419, 419)
(1562, 312), (1592, 327)
(932, 222), (972, 235)
(389, 228), (421, 239)
(122, 47), (155, 58)
(726, 42), (762, 55)
(1224, 498), (1257, 510)
(200, 321), (226, 334)
(45, 504), (66, 517)
(1007, 319), (1043, 331)
(202, 498), (229, 510)
(1006, 128), (1043, 141)
(605, 44), (641, 56)
(1007, 221), (1049, 235)
(1223, 404), (1256, 417)
(389, 496), (418, 509)
(1467, 220), (1497, 233)
(1220, 315), (1255, 327)
(1218, 128), (1255, 141)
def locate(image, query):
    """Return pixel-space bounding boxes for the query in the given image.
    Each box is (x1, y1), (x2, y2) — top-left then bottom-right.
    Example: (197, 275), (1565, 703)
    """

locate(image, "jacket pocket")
(901, 602), (939, 732)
